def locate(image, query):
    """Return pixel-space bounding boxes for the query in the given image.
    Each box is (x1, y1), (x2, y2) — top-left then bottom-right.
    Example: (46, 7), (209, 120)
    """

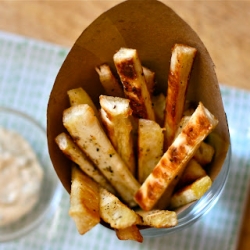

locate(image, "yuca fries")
(55, 45), (220, 242)
(69, 165), (100, 234)
(55, 132), (116, 194)
(193, 141), (215, 165)
(169, 175), (212, 209)
(99, 188), (142, 229)
(95, 64), (124, 98)
(62, 104), (140, 207)
(114, 48), (155, 120)
(177, 159), (207, 188)
(136, 209), (177, 228)
(67, 87), (100, 119)
(134, 102), (218, 211)
(115, 225), (143, 243)
(95, 64), (156, 98)
(142, 66), (156, 95)
(99, 95), (136, 175)
(138, 119), (164, 184)
(164, 44), (197, 148)
(176, 115), (215, 166)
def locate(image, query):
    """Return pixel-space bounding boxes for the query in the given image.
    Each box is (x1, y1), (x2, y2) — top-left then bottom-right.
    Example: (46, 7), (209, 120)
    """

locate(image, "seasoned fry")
(114, 48), (155, 120)
(67, 87), (100, 118)
(134, 102), (218, 211)
(138, 119), (164, 183)
(95, 64), (124, 97)
(142, 66), (156, 94)
(54, 44), (223, 240)
(55, 132), (116, 194)
(177, 159), (207, 188)
(63, 104), (140, 207)
(136, 209), (177, 228)
(69, 165), (100, 235)
(99, 95), (136, 175)
(115, 225), (143, 243)
(175, 116), (215, 166)
(99, 188), (142, 229)
(164, 44), (197, 148)
(169, 175), (212, 209)
(193, 141), (215, 165)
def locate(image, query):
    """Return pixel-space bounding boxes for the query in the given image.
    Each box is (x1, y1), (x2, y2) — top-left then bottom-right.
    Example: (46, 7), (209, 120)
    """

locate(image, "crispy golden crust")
(114, 48), (155, 120)
(164, 44), (197, 148)
(115, 58), (146, 118)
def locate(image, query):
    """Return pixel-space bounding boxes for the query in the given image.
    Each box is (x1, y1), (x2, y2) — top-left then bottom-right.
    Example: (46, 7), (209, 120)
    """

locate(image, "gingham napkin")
(0, 31), (249, 250)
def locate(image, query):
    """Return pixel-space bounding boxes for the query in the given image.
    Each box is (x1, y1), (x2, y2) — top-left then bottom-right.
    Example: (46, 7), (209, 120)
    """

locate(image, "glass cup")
(140, 145), (231, 237)
(0, 107), (63, 242)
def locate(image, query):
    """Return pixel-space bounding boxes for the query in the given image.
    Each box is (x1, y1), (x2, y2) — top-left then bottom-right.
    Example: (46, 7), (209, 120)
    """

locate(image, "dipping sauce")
(0, 127), (44, 226)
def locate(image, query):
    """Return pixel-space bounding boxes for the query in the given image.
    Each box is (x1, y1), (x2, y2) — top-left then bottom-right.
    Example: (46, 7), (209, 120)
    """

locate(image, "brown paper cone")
(47, 0), (230, 201)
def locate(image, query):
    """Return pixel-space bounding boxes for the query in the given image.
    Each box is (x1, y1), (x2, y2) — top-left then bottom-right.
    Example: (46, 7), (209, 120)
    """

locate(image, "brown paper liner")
(47, 0), (230, 205)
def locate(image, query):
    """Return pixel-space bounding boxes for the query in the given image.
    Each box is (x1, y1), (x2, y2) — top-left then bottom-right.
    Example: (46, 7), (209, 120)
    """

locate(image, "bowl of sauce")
(0, 107), (62, 242)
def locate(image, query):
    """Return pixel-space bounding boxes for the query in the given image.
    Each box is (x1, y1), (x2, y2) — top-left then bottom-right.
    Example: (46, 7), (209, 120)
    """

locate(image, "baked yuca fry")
(142, 66), (156, 95)
(138, 119), (164, 184)
(136, 209), (177, 228)
(63, 104), (140, 207)
(99, 95), (136, 175)
(95, 64), (124, 98)
(134, 102), (218, 211)
(55, 132), (116, 194)
(99, 188), (142, 229)
(175, 116), (215, 166)
(164, 44), (197, 148)
(115, 225), (143, 243)
(114, 48), (155, 120)
(193, 141), (215, 165)
(177, 159), (207, 188)
(67, 87), (100, 118)
(169, 175), (212, 209)
(69, 165), (100, 235)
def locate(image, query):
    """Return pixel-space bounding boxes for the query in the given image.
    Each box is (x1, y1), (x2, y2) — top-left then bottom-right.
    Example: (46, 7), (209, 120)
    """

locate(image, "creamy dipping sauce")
(0, 127), (44, 226)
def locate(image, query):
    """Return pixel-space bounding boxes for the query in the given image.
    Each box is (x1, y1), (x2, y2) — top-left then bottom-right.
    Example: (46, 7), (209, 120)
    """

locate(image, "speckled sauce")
(0, 127), (44, 226)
